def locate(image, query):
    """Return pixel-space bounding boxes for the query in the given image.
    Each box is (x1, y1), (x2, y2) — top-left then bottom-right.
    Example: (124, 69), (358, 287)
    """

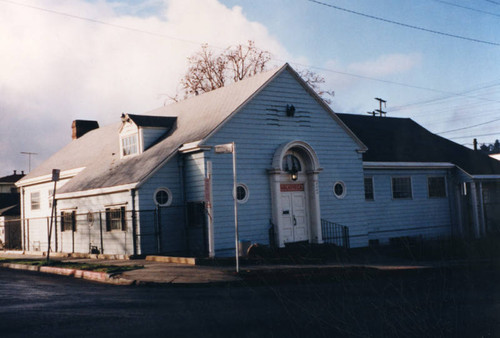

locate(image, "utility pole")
(374, 97), (387, 117)
(20, 152), (38, 172)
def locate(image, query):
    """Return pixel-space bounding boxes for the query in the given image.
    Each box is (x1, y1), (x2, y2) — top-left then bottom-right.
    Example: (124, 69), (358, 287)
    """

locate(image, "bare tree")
(170, 41), (334, 104)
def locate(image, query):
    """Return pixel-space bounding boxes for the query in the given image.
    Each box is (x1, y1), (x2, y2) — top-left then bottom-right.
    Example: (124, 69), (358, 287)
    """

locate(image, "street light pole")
(214, 142), (239, 273)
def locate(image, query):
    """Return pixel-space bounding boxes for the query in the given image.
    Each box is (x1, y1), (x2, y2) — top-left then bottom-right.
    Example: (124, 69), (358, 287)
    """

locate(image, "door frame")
(269, 140), (323, 247)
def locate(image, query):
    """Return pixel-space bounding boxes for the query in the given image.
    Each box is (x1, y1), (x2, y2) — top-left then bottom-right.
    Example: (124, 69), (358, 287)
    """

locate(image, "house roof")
(0, 173), (24, 184)
(17, 65), (286, 192)
(336, 113), (500, 176)
(17, 64), (365, 194)
(125, 114), (177, 129)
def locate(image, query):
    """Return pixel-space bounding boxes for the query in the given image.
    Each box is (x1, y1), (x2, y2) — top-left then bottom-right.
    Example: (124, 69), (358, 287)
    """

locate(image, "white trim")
(470, 175), (500, 180)
(235, 183), (249, 204)
(16, 167), (85, 187)
(179, 140), (212, 153)
(153, 187), (173, 207)
(364, 162), (455, 169)
(56, 183), (138, 199)
(333, 181), (346, 199)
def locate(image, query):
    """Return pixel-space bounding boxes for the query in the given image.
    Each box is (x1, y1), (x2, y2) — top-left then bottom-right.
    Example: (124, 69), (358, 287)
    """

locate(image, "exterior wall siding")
(142, 128), (167, 150)
(205, 71), (367, 255)
(363, 168), (453, 244)
(137, 154), (185, 255)
(56, 191), (133, 255)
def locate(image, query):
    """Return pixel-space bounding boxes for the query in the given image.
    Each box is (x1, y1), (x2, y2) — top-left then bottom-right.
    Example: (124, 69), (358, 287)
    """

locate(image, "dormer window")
(119, 113), (177, 158)
(122, 134), (138, 156)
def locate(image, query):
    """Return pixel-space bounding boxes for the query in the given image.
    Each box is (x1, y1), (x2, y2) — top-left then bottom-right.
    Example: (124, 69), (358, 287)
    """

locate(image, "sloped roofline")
(199, 63), (368, 152)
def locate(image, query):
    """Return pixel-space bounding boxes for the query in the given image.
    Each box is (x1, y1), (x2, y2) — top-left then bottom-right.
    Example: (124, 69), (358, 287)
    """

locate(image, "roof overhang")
(16, 167), (85, 187)
(363, 162), (455, 169)
(179, 140), (212, 154)
(469, 175), (500, 180)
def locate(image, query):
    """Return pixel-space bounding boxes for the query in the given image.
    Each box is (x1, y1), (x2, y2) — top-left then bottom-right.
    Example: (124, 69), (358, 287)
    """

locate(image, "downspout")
(178, 155), (189, 255)
(131, 188), (138, 257)
(479, 182), (486, 236)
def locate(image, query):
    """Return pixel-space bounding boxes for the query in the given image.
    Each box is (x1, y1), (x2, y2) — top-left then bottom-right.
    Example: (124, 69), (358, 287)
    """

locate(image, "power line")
(436, 117), (500, 134)
(451, 132), (499, 140)
(430, 0), (500, 18)
(485, 0), (500, 5)
(4, 0), (500, 109)
(0, 0), (207, 48)
(306, 0), (500, 47)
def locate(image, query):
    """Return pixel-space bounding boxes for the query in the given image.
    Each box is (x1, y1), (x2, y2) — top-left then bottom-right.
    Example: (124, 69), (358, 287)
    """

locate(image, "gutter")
(363, 162), (455, 169)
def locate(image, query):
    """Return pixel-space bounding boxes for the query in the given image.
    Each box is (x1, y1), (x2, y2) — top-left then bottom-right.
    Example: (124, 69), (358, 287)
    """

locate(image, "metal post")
(232, 142), (239, 273)
(47, 177), (57, 262)
(99, 212), (104, 254)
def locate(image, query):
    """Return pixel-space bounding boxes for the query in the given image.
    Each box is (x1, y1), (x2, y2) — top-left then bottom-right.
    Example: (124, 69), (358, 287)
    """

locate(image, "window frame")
(153, 188), (173, 207)
(391, 177), (413, 199)
(427, 176), (447, 198)
(105, 206), (127, 232)
(236, 183), (249, 204)
(60, 210), (76, 232)
(30, 191), (40, 210)
(121, 134), (139, 157)
(364, 177), (374, 201)
(333, 181), (347, 199)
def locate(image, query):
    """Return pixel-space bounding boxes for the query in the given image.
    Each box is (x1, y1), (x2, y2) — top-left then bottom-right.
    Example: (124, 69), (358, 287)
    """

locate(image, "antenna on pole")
(374, 97), (387, 117)
(368, 98), (387, 117)
(21, 152), (38, 172)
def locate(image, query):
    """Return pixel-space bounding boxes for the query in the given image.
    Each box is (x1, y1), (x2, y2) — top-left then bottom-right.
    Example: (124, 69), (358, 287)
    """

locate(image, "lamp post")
(214, 142), (239, 273)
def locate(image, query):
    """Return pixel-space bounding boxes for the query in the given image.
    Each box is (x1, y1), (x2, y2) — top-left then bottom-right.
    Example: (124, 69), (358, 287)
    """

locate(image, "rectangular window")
(428, 177), (446, 198)
(364, 177), (374, 201)
(121, 134), (138, 156)
(105, 207), (126, 231)
(392, 177), (412, 199)
(61, 211), (76, 232)
(30, 192), (40, 210)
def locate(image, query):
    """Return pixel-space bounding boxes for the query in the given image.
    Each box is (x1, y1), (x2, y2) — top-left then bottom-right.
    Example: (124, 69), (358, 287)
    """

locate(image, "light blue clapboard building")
(16, 64), (500, 256)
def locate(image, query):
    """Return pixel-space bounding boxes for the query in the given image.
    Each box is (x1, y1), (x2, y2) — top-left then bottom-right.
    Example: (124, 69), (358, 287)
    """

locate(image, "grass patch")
(0, 258), (143, 274)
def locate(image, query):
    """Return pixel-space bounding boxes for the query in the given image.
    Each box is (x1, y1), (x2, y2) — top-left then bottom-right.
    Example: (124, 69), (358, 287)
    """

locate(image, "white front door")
(280, 184), (308, 243)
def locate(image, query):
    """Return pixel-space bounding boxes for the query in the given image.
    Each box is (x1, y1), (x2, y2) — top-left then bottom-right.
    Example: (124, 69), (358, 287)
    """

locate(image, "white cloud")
(348, 53), (422, 78)
(0, 0), (290, 176)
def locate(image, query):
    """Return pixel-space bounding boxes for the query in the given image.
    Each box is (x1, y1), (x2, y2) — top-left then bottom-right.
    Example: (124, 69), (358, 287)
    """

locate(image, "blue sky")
(1, 0), (499, 176)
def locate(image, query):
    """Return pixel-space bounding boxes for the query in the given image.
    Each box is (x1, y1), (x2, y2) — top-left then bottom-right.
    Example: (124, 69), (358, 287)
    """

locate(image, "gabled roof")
(337, 113), (500, 176)
(17, 63), (364, 194)
(125, 114), (177, 129)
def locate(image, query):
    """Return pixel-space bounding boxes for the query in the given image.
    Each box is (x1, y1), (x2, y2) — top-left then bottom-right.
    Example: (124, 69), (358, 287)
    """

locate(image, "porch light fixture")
(290, 162), (299, 181)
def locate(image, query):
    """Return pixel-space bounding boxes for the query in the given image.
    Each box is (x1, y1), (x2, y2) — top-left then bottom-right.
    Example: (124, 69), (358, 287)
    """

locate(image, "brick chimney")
(72, 120), (99, 140)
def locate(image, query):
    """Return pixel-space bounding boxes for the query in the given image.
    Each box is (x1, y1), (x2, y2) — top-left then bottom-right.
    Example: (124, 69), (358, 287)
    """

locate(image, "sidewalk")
(0, 250), (473, 286)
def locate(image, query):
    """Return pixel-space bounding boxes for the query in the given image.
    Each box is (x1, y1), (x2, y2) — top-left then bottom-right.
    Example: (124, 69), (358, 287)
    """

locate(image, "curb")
(0, 263), (135, 285)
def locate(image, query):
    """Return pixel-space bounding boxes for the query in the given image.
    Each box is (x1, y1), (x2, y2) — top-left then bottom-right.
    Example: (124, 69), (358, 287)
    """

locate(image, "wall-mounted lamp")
(286, 104), (296, 117)
(289, 160), (299, 181)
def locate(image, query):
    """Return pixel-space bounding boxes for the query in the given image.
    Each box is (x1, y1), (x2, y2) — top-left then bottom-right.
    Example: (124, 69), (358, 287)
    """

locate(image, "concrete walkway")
(0, 251), (488, 286)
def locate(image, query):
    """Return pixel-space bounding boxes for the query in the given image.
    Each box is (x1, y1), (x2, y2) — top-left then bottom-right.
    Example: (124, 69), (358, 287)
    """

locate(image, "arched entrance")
(269, 141), (323, 247)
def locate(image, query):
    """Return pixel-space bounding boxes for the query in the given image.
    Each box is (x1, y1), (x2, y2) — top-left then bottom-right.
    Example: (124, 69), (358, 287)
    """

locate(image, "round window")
(154, 188), (172, 206)
(236, 184), (249, 203)
(333, 181), (346, 199)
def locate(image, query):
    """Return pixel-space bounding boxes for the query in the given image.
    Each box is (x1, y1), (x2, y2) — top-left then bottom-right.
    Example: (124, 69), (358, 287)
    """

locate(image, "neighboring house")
(0, 171), (24, 249)
(490, 153), (500, 161)
(15, 64), (500, 257)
